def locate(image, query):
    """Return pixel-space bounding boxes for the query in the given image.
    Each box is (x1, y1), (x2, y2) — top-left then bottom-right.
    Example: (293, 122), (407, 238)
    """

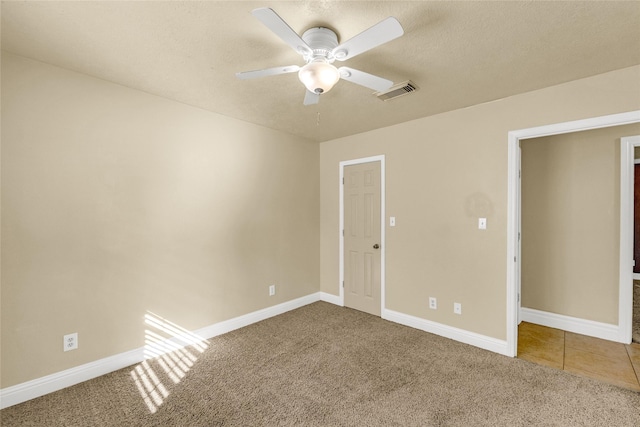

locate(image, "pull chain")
(317, 111), (321, 127)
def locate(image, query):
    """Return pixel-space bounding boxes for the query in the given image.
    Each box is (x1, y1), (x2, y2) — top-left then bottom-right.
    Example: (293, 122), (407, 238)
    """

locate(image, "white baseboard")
(319, 291), (342, 306)
(1, 293), (525, 409)
(633, 273), (640, 281)
(382, 309), (510, 356)
(315, 296), (509, 355)
(0, 293), (321, 410)
(520, 307), (620, 342)
(0, 346), (145, 410)
(194, 293), (321, 339)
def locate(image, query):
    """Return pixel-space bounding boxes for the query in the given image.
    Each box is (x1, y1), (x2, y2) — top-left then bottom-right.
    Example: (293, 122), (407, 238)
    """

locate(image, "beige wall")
(2, 52), (640, 390)
(521, 124), (640, 323)
(0, 53), (320, 388)
(320, 65), (640, 340)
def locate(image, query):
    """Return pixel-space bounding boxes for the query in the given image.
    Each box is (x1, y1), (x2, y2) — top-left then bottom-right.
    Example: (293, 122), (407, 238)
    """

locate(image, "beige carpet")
(2, 302), (639, 426)
(634, 280), (640, 344)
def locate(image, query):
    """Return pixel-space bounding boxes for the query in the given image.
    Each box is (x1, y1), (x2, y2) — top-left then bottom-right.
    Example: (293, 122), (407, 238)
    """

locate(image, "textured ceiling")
(2, 1), (640, 142)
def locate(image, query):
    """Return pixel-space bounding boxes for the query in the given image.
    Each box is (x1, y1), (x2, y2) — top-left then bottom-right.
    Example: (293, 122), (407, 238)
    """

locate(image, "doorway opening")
(506, 111), (640, 357)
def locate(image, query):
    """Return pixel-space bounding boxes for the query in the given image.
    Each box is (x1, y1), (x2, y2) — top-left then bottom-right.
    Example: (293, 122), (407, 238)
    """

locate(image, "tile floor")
(518, 322), (640, 392)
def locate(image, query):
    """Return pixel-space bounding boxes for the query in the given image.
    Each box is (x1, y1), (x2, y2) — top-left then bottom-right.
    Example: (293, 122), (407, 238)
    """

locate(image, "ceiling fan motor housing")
(301, 27), (339, 62)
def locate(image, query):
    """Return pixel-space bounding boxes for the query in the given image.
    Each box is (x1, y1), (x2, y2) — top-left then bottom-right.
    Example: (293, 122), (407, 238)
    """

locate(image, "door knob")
(373, 244), (380, 249)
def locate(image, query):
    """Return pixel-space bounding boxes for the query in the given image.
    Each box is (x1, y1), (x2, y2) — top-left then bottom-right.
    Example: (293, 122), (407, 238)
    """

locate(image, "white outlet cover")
(429, 297), (437, 309)
(454, 303), (462, 315)
(64, 333), (78, 351)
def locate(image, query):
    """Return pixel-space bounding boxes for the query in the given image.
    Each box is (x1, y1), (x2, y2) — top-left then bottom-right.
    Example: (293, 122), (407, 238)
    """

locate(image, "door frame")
(634, 154), (640, 281)
(617, 134), (640, 340)
(506, 110), (640, 357)
(339, 155), (386, 314)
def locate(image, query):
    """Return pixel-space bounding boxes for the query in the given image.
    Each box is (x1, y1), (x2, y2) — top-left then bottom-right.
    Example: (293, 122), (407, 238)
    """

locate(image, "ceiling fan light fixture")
(298, 60), (340, 94)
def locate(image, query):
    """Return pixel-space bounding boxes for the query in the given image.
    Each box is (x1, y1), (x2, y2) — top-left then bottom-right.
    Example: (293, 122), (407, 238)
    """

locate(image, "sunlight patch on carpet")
(130, 312), (209, 413)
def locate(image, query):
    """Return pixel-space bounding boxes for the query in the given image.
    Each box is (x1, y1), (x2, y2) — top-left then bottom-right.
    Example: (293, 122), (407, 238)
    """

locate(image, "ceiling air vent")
(376, 81), (419, 101)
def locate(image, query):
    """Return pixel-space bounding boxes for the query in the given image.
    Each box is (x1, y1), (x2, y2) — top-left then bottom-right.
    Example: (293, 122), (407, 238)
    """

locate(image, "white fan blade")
(338, 67), (393, 92)
(236, 65), (300, 80)
(332, 17), (404, 61)
(252, 8), (312, 56)
(303, 90), (320, 106)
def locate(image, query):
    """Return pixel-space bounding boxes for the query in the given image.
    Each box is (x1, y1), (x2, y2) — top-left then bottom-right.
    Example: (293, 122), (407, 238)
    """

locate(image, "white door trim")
(339, 155), (386, 314)
(623, 136), (640, 313)
(635, 159), (640, 281)
(506, 110), (640, 357)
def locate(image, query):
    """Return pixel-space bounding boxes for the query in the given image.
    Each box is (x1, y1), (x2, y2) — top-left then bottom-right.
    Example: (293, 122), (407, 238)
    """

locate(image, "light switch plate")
(390, 216), (396, 227)
(478, 218), (487, 230)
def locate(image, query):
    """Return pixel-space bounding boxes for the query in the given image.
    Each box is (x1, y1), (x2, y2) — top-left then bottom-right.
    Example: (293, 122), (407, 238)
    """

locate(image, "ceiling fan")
(236, 8), (404, 105)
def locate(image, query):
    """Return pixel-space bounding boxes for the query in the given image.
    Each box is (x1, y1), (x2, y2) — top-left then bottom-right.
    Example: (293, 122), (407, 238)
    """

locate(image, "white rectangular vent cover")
(376, 81), (419, 101)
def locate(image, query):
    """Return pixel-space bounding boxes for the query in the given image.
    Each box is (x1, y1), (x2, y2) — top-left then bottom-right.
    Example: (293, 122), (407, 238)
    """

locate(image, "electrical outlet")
(64, 333), (78, 351)
(429, 297), (437, 310)
(454, 303), (462, 315)
(269, 285), (276, 296)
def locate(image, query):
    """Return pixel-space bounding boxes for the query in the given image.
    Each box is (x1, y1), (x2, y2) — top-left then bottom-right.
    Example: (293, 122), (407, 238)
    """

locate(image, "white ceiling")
(2, 1), (640, 142)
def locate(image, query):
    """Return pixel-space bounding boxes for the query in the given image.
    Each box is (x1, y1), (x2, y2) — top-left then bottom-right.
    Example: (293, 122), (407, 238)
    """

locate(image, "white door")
(343, 161), (381, 316)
